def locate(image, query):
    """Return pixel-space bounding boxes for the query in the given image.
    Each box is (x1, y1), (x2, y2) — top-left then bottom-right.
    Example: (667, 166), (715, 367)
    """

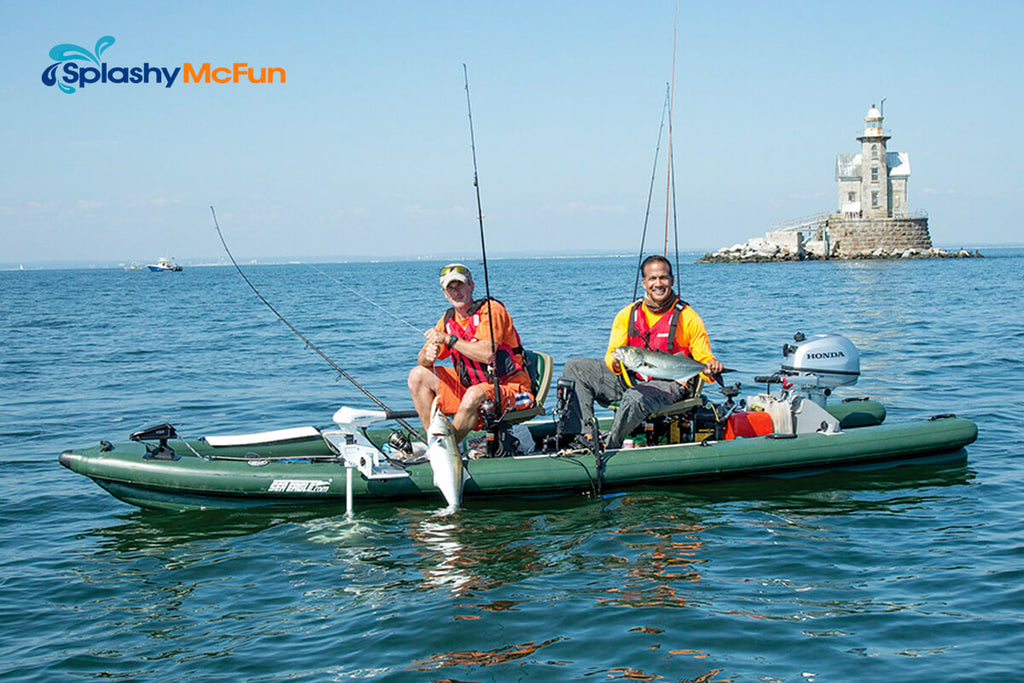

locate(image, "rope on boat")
(200, 453), (342, 463)
(179, 439), (205, 460)
(548, 450), (601, 498)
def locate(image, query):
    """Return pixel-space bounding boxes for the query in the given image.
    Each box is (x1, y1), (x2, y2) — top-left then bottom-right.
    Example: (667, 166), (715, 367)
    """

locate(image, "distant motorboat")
(147, 257), (182, 272)
(124, 262), (144, 271)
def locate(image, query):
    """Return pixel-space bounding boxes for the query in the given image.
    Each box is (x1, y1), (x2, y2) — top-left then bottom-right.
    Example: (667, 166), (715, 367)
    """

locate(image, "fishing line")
(209, 206), (418, 435)
(304, 262), (423, 335)
(633, 84), (672, 301)
(463, 65), (505, 426)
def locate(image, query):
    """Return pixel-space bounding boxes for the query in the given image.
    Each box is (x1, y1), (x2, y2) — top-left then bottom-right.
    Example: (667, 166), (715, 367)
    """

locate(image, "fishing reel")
(476, 399), (520, 457)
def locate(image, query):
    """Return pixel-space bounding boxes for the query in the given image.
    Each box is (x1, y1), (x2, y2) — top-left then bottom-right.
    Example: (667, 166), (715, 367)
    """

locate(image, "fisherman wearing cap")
(408, 263), (533, 443)
(561, 255), (723, 450)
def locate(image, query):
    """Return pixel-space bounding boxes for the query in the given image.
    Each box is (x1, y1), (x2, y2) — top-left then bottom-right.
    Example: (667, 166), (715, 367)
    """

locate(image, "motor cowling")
(781, 333), (860, 388)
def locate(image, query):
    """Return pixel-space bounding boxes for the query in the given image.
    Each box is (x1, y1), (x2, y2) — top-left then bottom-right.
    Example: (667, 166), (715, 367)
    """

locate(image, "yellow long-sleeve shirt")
(604, 299), (717, 375)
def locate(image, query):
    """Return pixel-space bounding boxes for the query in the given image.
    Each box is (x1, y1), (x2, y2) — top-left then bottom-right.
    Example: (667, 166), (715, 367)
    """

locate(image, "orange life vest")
(444, 298), (524, 388)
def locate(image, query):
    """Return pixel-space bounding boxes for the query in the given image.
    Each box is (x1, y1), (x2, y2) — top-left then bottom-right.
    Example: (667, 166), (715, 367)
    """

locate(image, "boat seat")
(609, 378), (706, 419)
(497, 349), (553, 426)
(648, 379), (706, 419)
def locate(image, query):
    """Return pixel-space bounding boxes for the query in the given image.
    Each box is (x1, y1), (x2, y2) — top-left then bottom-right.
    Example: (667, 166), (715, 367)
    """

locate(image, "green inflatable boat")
(58, 399), (976, 513)
(58, 335), (979, 512)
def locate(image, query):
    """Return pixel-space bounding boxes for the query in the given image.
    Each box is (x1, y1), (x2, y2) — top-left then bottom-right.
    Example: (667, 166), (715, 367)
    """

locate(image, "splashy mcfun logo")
(41, 36), (286, 94)
(41, 36), (178, 93)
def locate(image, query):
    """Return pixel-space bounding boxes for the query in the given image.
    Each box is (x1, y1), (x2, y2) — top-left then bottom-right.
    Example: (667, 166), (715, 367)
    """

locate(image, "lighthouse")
(827, 104), (928, 254)
(836, 104), (911, 220)
(699, 103), (958, 261)
(858, 105), (891, 218)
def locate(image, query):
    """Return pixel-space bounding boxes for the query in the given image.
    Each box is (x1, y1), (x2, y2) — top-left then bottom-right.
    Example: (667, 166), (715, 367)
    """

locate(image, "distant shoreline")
(3, 245), (1021, 271)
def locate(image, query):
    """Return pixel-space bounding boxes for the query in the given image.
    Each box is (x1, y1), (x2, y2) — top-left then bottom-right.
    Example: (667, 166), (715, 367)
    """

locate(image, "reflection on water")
(6, 256), (1022, 681)
(51, 405), (978, 682)
(86, 509), (315, 552)
(409, 516), (475, 594)
(412, 636), (565, 671)
(406, 510), (551, 596)
(583, 496), (708, 610)
(31, 440), (984, 682)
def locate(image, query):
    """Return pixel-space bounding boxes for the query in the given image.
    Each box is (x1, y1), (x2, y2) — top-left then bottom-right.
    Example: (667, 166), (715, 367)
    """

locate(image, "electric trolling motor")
(541, 377), (580, 451)
(131, 423), (180, 460)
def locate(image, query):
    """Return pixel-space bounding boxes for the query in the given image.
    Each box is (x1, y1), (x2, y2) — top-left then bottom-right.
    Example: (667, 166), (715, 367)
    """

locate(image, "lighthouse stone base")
(827, 216), (931, 256)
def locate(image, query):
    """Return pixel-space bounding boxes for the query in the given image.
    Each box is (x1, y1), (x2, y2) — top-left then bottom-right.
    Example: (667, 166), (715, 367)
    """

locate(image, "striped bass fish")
(612, 346), (707, 384)
(426, 397), (465, 509)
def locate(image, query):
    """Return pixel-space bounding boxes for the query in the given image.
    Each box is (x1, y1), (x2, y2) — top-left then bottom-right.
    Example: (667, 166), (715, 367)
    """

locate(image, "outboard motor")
(781, 333), (860, 403)
(752, 333), (861, 435)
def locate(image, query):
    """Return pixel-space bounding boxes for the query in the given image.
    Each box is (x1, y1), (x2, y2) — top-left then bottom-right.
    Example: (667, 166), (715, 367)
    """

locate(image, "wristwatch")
(448, 334), (458, 347)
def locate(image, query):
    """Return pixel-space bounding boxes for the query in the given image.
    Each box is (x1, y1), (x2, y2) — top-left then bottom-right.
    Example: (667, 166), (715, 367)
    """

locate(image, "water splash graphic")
(48, 36), (115, 65)
(43, 36), (116, 94)
(40, 63), (59, 86)
(94, 35), (115, 58)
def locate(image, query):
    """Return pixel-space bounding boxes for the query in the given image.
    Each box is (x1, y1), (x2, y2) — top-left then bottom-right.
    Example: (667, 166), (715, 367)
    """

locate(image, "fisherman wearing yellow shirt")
(561, 255), (723, 449)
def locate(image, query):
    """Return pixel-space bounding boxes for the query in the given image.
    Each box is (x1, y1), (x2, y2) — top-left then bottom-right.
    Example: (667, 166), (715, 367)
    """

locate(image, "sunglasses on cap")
(439, 264), (470, 277)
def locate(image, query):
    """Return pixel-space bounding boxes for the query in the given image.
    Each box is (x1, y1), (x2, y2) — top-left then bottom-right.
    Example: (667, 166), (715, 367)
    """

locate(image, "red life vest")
(625, 297), (689, 382)
(443, 298), (524, 388)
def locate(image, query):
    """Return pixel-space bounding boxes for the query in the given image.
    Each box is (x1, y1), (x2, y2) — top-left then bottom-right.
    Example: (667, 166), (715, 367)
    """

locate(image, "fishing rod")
(668, 0), (683, 279)
(209, 206), (418, 435)
(463, 64), (505, 449)
(304, 262), (423, 335)
(670, 138), (681, 279)
(633, 84), (672, 301)
(663, 0), (679, 259)
(636, 3), (683, 297)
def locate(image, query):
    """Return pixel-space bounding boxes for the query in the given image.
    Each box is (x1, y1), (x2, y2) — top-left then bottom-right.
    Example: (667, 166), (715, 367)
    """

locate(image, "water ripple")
(2, 255), (1023, 681)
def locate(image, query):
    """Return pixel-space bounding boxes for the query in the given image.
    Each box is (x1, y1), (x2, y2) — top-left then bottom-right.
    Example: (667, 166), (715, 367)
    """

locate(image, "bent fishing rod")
(463, 65), (505, 435)
(209, 206), (418, 435)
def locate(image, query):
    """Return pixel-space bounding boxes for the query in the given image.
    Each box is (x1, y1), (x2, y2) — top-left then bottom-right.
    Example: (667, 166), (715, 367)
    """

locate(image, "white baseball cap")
(439, 263), (471, 288)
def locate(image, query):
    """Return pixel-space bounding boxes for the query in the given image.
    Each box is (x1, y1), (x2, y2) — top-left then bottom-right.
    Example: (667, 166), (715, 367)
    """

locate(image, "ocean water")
(2, 252), (1022, 682)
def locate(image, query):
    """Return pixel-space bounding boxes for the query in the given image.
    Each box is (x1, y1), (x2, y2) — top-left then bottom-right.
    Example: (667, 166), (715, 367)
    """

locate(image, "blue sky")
(2, 0), (1022, 266)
